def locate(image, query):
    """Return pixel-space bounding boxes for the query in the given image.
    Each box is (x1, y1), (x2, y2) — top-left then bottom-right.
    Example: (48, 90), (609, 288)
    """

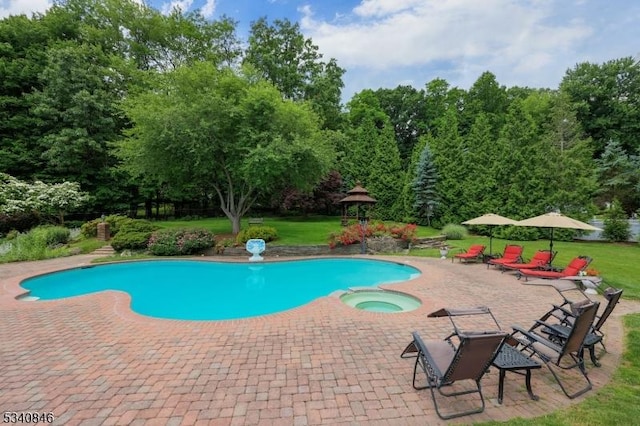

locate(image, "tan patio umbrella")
(515, 212), (602, 262)
(461, 213), (518, 255)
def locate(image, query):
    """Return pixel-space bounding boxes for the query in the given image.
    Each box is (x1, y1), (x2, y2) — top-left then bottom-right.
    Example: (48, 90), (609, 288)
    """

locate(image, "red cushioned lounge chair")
(518, 256), (592, 281)
(500, 250), (555, 273)
(452, 244), (485, 263)
(487, 245), (524, 269)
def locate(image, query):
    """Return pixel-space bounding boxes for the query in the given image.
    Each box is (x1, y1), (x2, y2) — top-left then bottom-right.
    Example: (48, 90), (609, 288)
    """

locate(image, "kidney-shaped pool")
(19, 258), (421, 320)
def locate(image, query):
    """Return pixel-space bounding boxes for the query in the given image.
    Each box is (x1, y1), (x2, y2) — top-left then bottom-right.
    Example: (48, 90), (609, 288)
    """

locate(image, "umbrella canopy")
(515, 212), (602, 261)
(462, 213), (518, 254)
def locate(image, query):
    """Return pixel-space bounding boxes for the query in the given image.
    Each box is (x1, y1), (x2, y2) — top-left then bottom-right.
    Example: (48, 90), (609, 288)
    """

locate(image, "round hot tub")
(340, 289), (421, 313)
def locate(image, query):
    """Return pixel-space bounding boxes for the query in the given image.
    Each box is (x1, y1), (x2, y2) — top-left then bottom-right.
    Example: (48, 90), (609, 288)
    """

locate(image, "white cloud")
(160, 0), (194, 15)
(201, 0), (216, 18)
(300, 0), (597, 92)
(0, 0), (51, 18)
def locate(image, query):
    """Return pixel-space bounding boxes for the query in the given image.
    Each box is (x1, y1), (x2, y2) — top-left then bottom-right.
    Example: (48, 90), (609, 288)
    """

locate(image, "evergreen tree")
(412, 143), (439, 226)
(428, 109), (465, 226)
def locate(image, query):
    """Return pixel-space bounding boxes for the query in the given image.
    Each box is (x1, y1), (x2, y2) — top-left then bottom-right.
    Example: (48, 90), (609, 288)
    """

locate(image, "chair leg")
(588, 346), (601, 367)
(546, 360), (593, 399)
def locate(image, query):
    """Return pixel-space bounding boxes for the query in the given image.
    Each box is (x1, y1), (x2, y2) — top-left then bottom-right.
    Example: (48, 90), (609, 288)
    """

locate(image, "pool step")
(91, 245), (116, 256)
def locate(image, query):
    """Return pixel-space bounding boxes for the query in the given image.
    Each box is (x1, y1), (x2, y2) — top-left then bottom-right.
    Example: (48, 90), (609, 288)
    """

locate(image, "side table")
(492, 344), (541, 404)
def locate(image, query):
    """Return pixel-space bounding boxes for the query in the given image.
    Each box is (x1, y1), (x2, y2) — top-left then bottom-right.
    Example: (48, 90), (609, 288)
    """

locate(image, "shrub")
(148, 228), (215, 256)
(327, 222), (417, 249)
(110, 220), (159, 251)
(235, 226), (278, 245)
(31, 225), (70, 247)
(0, 227), (69, 262)
(498, 226), (539, 241)
(603, 200), (631, 242)
(5, 230), (19, 240)
(441, 224), (468, 240)
(111, 232), (152, 251)
(0, 211), (41, 235)
(80, 214), (131, 238)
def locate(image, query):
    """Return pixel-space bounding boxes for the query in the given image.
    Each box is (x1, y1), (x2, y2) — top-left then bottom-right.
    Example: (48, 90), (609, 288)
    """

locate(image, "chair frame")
(500, 250), (556, 273)
(452, 244), (486, 264)
(511, 301), (599, 399)
(407, 330), (507, 420)
(540, 288), (623, 366)
(517, 256), (592, 281)
(487, 244), (524, 269)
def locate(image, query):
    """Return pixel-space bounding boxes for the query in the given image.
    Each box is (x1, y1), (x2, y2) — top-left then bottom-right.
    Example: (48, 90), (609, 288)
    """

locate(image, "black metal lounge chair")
(405, 330), (507, 420)
(511, 301), (599, 399)
(539, 288), (623, 366)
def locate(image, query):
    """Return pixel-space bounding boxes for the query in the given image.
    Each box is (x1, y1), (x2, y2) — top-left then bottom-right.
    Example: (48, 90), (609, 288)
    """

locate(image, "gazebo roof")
(339, 184), (377, 204)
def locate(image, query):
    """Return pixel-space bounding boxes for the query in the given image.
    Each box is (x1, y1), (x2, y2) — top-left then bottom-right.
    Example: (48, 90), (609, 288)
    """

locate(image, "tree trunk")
(231, 215), (241, 235)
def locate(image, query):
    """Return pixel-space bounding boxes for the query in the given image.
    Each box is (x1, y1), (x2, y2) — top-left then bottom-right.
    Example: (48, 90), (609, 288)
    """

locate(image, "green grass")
(155, 215), (438, 245)
(411, 236), (640, 300)
(480, 313), (640, 426)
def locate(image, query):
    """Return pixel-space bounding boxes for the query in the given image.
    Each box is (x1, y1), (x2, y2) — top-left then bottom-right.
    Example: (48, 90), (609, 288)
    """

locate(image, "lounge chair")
(405, 330), (507, 419)
(518, 256), (592, 281)
(510, 301), (599, 398)
(539, 288), (623, 366)
(500, 250), (555, 272)
(452, 244), (485, 263)
(487, 245), (524, 269)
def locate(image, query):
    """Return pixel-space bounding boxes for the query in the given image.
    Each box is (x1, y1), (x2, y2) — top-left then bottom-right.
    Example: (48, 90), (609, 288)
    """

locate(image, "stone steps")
(91, 245), (116, 256)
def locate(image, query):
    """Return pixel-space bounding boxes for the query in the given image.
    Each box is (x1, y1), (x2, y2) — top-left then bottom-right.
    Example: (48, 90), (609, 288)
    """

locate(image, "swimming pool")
(20, 258), (421, 320)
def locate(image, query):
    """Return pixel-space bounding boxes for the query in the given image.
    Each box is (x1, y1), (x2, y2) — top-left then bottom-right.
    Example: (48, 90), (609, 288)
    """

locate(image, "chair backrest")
(531, 250), (554, 265)
(560, 301), (599, 359)
(593, 288), (623, 332)
(443, 332), (507, 383)
(502, 245), (523, 261)
(467, 245), (486, 256)
(562, 256), (592, 275)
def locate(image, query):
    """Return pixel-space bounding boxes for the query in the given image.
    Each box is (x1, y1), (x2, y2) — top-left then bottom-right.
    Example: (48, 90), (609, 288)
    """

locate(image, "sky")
(4, 0), (640, 101)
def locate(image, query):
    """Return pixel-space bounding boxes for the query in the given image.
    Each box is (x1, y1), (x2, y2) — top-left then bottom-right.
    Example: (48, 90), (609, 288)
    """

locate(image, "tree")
(118, 63), (335, 233)
(374, 85), (427, 167)
(244, 17), (344, 129)
(0, 173), (88, 224)
(560, 57), (640, 157)
(412, 144), (439, 226)
(595, 140), (638, 213)
(28, 41), (127, 210)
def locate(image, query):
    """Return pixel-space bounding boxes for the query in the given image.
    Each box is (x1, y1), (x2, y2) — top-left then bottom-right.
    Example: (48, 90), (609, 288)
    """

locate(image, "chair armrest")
(511, 325), (563, 354)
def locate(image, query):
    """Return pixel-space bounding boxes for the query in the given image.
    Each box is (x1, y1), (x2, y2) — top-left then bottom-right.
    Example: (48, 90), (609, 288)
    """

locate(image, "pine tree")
(412, 143), (439, 226)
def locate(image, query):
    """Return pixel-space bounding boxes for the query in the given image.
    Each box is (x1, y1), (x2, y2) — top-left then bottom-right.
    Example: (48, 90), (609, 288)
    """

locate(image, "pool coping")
(2, 253), (640, 424)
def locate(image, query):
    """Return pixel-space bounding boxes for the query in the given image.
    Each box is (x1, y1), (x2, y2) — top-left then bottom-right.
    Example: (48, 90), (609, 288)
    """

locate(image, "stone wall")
(206, 235), (446, 257)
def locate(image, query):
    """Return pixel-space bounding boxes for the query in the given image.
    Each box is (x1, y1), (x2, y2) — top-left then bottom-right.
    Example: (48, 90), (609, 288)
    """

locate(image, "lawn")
(413, 236), (640, 300)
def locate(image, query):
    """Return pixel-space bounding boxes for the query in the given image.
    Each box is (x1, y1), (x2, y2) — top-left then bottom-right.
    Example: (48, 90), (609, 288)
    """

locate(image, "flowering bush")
(328, 222), (417, 249)
(585, 268), (600, 277)
(148, 228), (215, 256)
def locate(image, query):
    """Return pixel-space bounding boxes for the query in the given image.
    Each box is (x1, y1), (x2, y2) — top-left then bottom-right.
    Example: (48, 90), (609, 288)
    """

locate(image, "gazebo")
(339, 183), (377, 226)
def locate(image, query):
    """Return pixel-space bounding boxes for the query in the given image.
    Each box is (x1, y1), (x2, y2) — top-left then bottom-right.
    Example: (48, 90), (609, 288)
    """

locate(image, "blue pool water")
(20, 258), (421, 320)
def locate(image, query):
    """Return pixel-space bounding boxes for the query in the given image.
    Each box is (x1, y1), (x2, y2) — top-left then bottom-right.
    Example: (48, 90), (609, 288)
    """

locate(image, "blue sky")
(4, 0), (640, 101)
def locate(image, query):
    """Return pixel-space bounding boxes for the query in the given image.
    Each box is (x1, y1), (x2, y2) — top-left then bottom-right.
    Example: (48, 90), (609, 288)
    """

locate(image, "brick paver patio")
(1, 254), (639, 425)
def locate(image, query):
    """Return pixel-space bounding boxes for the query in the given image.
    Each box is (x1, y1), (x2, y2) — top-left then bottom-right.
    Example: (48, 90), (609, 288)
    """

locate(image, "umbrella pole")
(489, 226), (493, 256)
(549, 228), (554, 265)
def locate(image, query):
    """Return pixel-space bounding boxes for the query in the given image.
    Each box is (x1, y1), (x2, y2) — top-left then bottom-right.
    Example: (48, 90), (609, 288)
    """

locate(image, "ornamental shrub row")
(147, 228), (215, 256)
(328, 221), (417, 249)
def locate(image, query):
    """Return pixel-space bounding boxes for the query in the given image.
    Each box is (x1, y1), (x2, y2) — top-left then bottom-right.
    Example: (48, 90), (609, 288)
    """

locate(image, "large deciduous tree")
(244, 17), (344, 129)
(118, 63), (335, 233)
(560, 57), (640, 157)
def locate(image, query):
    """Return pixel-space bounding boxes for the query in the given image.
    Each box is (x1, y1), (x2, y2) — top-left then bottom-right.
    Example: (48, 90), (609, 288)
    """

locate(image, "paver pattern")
(1, 254), (639, 425)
